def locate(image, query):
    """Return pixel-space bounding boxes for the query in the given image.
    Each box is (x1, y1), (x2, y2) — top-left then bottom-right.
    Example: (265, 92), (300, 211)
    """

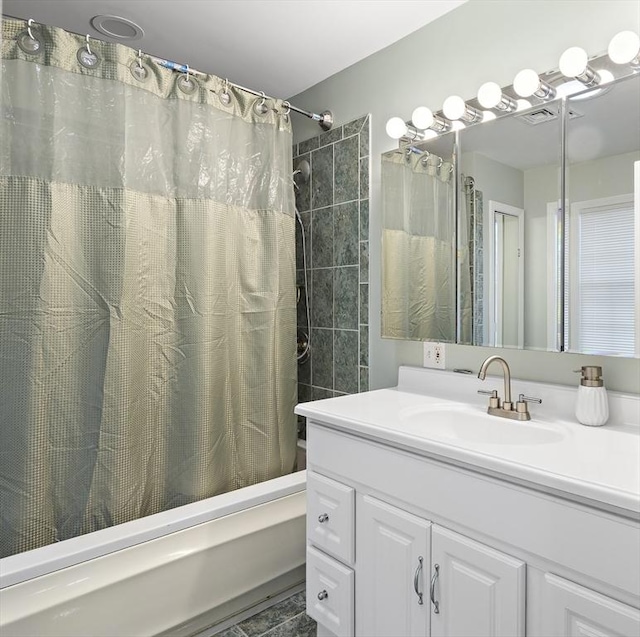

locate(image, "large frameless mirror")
(380, 72), (639, 358)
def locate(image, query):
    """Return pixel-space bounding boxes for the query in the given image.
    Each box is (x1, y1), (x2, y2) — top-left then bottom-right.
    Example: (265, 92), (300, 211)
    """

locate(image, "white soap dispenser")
(575, 366), (609, 427)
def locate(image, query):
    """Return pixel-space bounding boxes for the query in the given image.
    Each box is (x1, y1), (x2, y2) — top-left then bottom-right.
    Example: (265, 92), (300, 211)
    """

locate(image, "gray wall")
(289, 0), (640, 393)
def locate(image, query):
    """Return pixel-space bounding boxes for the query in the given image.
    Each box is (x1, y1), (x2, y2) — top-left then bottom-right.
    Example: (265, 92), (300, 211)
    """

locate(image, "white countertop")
(296, 367), (640, 517)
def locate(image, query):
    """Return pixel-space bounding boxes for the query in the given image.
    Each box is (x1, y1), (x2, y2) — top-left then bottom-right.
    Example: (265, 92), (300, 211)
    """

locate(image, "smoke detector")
(90, 15), (144, 41)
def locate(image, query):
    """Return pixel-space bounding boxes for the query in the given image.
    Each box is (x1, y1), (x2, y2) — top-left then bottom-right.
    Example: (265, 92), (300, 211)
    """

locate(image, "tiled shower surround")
(293, 115), (370, 423)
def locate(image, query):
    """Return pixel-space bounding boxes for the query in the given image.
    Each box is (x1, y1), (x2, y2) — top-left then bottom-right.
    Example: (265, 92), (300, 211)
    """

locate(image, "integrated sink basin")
(399, 404), (567, 446)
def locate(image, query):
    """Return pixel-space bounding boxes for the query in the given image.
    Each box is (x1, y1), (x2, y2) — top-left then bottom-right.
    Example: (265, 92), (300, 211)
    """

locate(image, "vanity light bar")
(386, 29), (639, 142)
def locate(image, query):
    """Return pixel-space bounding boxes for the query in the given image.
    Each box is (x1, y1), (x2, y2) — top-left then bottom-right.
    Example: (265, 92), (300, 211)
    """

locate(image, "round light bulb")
(482, 111), (497, 122)
(451, 120), (466, 131)
(597, 69), (614, 84)
(422, 130), (438, 141)
(477, 82), (503, 109)
(559, 46), (589, 78)
(516, 99), (532, 112)
(411, 106), (435, 130)
(442, 95), (466, 120)
(608, 30), (640, 64)
(385, 117), (408, 139)
(513, 69), (540, 97)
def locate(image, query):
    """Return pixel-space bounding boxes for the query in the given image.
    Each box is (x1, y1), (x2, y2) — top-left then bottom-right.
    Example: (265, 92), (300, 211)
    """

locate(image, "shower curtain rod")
(149, 56), (334, 131)
(4, 14), (334, 131)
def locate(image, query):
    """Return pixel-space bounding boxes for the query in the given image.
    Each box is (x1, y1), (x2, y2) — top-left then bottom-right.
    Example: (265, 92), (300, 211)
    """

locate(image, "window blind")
(571, 203), (635, 356)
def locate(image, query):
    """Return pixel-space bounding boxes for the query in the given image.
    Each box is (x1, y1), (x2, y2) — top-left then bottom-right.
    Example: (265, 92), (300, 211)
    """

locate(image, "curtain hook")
(184, 64), (190, 77)
(27, 18), (36, 40)
(137, 49), (143, 69)
(282, 100), (291, 116)
(258, 91), (266, 108)
(85, 34), (92, 56)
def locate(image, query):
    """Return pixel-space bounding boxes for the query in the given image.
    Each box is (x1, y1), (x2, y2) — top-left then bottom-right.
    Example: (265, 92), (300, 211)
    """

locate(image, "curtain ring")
(437, 157), (443, 168)
(219, 78), (231, 105)
(85, 34), (92, 56)
(137, 49), (143, 70)
(254, 90), (268, 115)
(282, 100), (291, 116)
(27, 18), (36, 40)
(184, 64), (190, 77)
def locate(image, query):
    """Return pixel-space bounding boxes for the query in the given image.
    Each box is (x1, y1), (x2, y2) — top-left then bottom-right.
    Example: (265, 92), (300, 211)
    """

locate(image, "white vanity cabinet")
(303, 420), (640, 637)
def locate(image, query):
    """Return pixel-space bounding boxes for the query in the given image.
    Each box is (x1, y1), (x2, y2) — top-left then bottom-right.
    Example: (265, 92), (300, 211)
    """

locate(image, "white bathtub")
(0, 470), (307, 637)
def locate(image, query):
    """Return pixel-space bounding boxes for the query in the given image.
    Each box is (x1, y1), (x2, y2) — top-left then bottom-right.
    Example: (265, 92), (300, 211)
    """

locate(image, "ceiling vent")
(90, 15), (144, 41)
(515, 107), (583, 126)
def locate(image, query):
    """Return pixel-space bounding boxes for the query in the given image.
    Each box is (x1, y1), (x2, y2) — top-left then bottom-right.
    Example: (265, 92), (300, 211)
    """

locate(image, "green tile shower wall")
(294, 115), (370, 422)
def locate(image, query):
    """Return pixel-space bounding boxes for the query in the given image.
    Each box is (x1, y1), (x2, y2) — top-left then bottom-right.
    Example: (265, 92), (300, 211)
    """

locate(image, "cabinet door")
(431, 526), (526, 637)
(542, 573), (640, 636)
(356, 495), (431, 637)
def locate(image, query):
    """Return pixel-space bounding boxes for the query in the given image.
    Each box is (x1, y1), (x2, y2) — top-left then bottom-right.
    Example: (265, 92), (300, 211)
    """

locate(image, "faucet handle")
(478, 389), (500, 408)
(518, 394), (542, 404)
(516, 394), (542, 416)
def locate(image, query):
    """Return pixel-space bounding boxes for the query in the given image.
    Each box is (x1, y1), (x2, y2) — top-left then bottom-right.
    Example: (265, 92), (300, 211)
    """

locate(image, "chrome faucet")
(477, 355), (541, 421)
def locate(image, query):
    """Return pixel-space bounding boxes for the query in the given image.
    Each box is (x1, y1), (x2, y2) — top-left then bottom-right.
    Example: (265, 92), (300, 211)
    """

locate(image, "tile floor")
(219, 591), (316, 637)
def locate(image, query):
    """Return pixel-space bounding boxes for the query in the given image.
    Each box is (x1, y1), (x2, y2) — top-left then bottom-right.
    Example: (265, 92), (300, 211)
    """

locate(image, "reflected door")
(488, 201), (524, 348)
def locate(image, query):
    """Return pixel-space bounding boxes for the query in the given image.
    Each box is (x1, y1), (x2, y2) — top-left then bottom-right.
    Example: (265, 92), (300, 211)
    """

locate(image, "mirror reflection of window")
(566, 193), (636, 355)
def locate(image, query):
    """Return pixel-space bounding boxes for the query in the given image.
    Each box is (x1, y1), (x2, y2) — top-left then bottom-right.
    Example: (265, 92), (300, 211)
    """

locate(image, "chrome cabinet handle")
(318, 513), (329, 523)
(317, 589), (328, 601)
(430, 564), (440, 614)
(413, 556), (424, 605)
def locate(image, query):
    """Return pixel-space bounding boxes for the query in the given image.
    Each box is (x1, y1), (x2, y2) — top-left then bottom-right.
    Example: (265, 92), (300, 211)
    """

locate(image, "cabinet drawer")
(307, 471), (355, 564)
(307, 545), (354, 637)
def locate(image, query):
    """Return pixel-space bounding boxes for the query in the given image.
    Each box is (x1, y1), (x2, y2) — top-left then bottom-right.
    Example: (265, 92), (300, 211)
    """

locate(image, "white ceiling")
(3, 0), (467, 98)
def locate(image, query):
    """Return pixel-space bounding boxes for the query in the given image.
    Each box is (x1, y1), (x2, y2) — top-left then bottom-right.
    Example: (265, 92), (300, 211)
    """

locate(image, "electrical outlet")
(423, 342), (446, 369)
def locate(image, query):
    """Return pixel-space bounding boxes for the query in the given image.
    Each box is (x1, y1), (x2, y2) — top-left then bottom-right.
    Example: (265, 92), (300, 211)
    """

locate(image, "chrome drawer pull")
(318, 513), (329, 523)
(317, 589), (328, 601)
(413, 556), (424, 605)
(430, 563), (440, 614)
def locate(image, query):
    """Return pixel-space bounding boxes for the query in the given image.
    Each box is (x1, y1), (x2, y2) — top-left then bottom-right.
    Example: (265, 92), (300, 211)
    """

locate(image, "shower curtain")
(381, 149), (456, 341)
(0, 19), (297, 558)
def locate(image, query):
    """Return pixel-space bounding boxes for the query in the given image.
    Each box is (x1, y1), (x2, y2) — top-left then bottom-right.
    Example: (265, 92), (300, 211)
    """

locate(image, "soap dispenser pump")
(575, 366), (609, 427)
